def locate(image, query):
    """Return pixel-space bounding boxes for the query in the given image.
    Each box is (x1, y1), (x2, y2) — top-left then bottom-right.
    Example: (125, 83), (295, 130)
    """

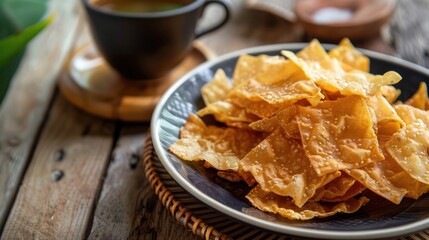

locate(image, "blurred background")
(2, 0), (429, 104)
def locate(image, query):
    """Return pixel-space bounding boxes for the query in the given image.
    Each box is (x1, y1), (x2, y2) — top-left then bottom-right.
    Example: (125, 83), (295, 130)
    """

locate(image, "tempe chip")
(198, 100), (259, 127)
(345, 162), (407, 204)
(381, 85), (401, 104)
(394, 104), (429, 127)
(381, 147), (429, 199)
(386, 120), (429, 185)
(311, 175), (365, 202)
(201, 69), (231, 105)
(240, 129), (340, 207)
(169, 114), (264, 171)
(328, 38), (369, 72)
(246, 185), (369, 220)
(231, 97), (280, 118)
(230, 77), (323, 107)
(232, 54), (306, 86)
(248, 116), (279, 133)
(366, 94), (405, 135)
(282, 40), (401, 97)
(276, 105), (301, 139)
(297, 95), (384, 176)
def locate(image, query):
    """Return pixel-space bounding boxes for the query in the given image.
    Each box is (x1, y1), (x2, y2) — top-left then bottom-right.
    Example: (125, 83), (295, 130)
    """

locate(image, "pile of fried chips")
(169, 39), (429, 220)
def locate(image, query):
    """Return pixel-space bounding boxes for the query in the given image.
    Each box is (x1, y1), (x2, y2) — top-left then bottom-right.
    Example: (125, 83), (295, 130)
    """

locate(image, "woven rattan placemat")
(143, 134), (429, 240)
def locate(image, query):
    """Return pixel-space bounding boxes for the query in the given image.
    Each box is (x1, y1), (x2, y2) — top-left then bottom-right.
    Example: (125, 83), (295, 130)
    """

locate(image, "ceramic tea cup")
(82, 0), (231, 79)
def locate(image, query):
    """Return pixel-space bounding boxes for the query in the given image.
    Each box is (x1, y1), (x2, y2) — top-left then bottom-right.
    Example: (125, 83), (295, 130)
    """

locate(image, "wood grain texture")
(389, 0), (429, 68)
(245, 0), (296, 22)
(88, 125), (198, 240)
(0, 0), (83, 230)
(199, 0), (303, 55)
(1, 95), (115, 239)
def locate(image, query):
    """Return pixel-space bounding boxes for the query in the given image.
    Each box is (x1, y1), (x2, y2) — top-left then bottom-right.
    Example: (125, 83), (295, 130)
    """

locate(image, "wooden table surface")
(1, 0), (429, 239)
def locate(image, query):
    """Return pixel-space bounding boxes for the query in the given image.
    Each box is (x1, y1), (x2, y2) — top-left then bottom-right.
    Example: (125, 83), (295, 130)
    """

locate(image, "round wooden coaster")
(58, 41), (215, 122)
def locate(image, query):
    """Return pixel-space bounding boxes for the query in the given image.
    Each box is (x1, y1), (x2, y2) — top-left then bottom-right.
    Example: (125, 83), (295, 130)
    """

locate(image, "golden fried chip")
(297, 39), (330, 62)
(298, 95), (384, 176)
(376, 134), (429, 199)
(382, 150), (429, 199)
(248, 116), (279, 133)
(282, 49), (401, 97)
(197, 100), (259, 127)
(394, 104), (429, 127)
(230, 77), (323, 107)
(237, 168), (257, 186)
(282, 49), (344, 92)
(232, 54), (306, 86)
(240, 129), (340, 207)
(215, 166), (257, 187)
(388, 172), (429, 199)
(311, 176), (355, 202)
(201, 69), (231, 105)
(255, 56), (306, 84)
(342, 71), (402, 97)
(232, 54), (263, 87)
(231, 97), (280, 118)
(283, 39), (349, 93)
(246, 185), (369, 220)
(366, 94), (405, 135)
(169, 114), (265, 171)
(276, 105), (301, 139)
(405, 82), (428, 110)
(385, 120), (429, 185)
(324, 181), (366, 202)
(311, 175), (358, 202)
(321, 89), (343, 101)
(345, 162), (407, 204)
(328, 38), (369, 72)
(217, 170), (241, 182)
(381, 85), (401, 104)
(179, 113), (218, 139)
(367, 71), (402, 95)
(225, 121), (252, 129)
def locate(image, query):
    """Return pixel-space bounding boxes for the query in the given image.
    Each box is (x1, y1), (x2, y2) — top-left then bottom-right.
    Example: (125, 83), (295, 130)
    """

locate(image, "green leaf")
(0, 0), (48, 38)
(0, 0), (50, 104)
(0, 15), (54, 69)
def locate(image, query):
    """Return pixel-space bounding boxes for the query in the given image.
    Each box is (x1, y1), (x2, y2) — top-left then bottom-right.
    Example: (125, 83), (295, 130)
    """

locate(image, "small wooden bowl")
(294, 0), (396, 42)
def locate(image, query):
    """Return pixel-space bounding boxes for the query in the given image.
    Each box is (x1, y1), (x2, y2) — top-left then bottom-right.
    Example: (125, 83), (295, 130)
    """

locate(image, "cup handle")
(195, 0), (232, 38)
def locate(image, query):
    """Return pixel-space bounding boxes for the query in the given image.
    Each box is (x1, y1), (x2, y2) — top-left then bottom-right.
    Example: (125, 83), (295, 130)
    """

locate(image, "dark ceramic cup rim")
(82, 0), (206, 18)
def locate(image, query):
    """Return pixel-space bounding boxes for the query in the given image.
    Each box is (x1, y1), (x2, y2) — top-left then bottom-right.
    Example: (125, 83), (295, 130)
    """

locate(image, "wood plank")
(1, 95), (116, 239)
(199, 0), (303, 55)
(0, 0), (83, 230)
(389, 0), (429, 67)
(87, 125), (198, 240)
